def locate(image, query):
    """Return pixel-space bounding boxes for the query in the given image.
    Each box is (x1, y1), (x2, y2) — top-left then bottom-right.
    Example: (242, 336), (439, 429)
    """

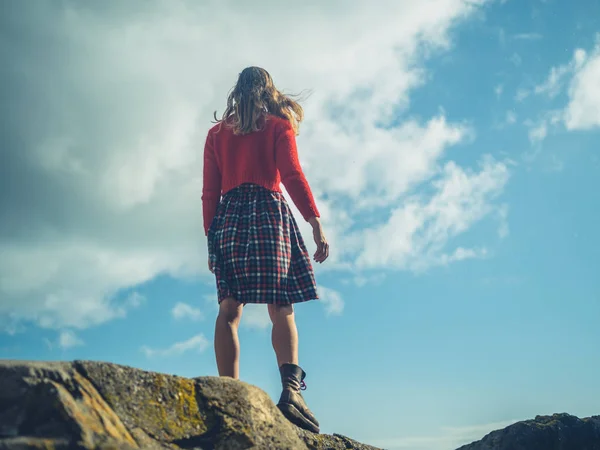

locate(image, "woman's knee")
(268, 304), (294, 322)
(219, 297), (243, 323)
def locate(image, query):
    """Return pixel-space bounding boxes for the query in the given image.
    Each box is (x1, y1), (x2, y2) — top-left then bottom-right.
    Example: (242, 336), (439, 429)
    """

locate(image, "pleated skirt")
(207, 183), (319, 305)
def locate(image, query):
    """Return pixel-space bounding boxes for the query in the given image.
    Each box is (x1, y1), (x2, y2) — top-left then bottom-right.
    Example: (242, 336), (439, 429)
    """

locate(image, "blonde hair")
(213, 67), (306, 136)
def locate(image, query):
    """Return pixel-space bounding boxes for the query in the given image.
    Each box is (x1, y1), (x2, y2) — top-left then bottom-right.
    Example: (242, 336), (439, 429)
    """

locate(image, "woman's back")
(203, 114), (319, 236)
(208, 114), (284, 193)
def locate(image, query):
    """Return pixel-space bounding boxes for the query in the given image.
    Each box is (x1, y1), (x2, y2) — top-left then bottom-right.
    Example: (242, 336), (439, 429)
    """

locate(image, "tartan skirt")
(207, 183), (319, 305)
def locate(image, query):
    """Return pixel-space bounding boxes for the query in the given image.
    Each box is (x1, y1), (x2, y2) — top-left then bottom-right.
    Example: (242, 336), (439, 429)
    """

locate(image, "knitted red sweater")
(202, 115), (320, 235)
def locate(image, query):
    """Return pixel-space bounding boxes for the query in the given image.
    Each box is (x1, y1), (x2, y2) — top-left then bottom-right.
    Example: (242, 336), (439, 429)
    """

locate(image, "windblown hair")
(212, 67), (306, 136)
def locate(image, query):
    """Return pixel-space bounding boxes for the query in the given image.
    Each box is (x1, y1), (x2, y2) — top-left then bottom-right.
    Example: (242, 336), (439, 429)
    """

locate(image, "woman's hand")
(208, 257), (214, 273)
(309, 217), (329, 263)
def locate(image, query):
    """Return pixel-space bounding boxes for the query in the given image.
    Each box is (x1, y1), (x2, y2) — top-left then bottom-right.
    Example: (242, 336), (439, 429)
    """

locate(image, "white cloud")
(368, 418), (518, 450)
(506, 110), (517, 124)
(534, 65), (571, 98)
(171, 302), (203, 321)
(141, 333), (210, 358)
(0, 247), (147, 331)
(346, 273), (387, 287)
(528, 45), (587, 101)
(520, 36), (599, 147)
(318, 286), (345, 316)
(534, 48), (587, 98)
(495, 84), (504, 99)
(515, 88), (530, 102)
(492, 110), (516, 130)
(497, 204), (509, 238)
(523, 109), (563, 149)
(528, 121), (548, 144)
(354, 156), (509, 271)
(241, 304), (271, 330)
(45, 329), (85, 350)
(1, 0), (507, 333)
(564, 39), (600, 129)
(58, 330), (84, 349)
(124, 292), (146, 309)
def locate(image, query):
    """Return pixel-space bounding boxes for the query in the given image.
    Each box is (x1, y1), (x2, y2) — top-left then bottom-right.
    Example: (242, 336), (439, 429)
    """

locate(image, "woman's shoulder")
(208, 121), (223, 134)
(265, 114), (292, 131)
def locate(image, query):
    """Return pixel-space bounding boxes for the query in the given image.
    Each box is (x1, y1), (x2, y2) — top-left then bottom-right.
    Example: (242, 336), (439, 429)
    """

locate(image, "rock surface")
(456, 413), (600, 450)
(0, 360), (379, 450)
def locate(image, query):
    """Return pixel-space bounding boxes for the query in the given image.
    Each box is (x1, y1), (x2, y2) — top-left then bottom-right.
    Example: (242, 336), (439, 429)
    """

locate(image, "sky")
(1, 0), (599, 449)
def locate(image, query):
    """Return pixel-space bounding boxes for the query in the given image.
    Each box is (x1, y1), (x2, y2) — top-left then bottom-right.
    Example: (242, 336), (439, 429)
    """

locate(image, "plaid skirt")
(207, 183), (319, 305)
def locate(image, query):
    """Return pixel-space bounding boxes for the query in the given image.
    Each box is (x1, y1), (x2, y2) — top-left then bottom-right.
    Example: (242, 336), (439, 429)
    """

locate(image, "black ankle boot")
(276, 363), (320, 433)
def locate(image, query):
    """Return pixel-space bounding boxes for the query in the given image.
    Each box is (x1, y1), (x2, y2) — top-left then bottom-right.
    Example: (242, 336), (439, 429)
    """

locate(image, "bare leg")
(214, 297), (243, 379)
(268, 304), (298, 367)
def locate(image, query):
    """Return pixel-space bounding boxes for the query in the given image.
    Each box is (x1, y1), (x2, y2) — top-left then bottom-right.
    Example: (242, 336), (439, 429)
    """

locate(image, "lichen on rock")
(0, 360), (382, 450)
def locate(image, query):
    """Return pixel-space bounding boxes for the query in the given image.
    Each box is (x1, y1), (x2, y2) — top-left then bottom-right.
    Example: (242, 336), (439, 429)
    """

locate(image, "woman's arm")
(275, 121), (320, 221)
(202, 130), (221, 236)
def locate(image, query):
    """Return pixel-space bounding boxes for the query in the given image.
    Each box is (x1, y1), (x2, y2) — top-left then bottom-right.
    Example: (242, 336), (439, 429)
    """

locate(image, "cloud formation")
(0, 0), (507, 333)
(43, 329), (85, 350)
(171, 302), (203, 321)
(522, 35), (600, 145)
(141, 333), (209, 358)
(564, 39), (600, 130)
(319, 286), (345, 317)
(534, 48), (586, 99)
(240, 305), (271, 331)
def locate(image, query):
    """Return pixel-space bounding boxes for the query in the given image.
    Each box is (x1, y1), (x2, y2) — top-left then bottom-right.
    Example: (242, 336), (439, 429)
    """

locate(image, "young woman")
(202, 66), (329, 434)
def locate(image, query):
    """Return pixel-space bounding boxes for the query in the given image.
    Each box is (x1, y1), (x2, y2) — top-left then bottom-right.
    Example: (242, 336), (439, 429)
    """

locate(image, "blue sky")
(1, 1), (599, 449)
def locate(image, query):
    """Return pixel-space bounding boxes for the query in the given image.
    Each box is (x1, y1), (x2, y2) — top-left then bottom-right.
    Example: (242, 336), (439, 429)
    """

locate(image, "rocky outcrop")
(456, 413), (600, 450)
(0, 360), (379, 450)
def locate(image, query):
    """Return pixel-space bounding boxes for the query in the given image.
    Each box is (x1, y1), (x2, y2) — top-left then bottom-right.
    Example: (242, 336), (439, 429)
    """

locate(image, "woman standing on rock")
(202, 66), (329, 434)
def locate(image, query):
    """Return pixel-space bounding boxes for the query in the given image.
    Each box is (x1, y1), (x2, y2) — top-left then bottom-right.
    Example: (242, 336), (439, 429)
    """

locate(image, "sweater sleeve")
(202, 130), (221, 236)
(275, 120), (320, 221)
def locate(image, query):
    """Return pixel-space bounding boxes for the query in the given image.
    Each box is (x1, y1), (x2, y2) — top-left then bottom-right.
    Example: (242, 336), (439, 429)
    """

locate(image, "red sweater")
(202, 115), (320, 235)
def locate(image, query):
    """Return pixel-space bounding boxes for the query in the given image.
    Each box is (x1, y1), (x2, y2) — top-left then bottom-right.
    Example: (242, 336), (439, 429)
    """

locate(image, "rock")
(456, 413), (600, 450)
(0, 360), (381, 450)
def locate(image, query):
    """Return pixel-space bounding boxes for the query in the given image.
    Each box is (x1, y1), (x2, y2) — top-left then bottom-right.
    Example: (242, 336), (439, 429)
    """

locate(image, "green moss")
(134, 374), (208, 439)
(92, 372), (211, 443)
(312, 433), (329, 448)
(170, 378), (207, 435)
